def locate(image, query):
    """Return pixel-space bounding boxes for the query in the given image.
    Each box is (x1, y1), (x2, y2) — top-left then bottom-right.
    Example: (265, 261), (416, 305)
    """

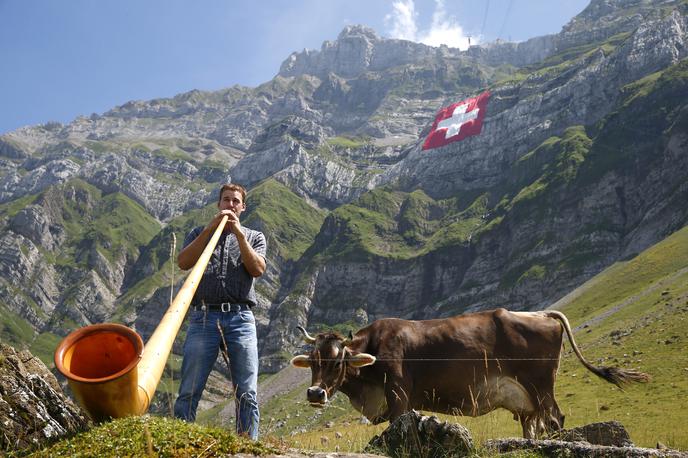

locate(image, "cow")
(290, 308), (649, 438)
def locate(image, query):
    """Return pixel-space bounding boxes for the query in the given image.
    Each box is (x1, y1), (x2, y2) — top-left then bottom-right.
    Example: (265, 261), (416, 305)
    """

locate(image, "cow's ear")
(348, 352), (376, 368)
(290, 355), (311, 368)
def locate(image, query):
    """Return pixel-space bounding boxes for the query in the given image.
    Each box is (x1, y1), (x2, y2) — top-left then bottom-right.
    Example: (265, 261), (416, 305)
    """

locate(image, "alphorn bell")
(54, 216), (229, 422)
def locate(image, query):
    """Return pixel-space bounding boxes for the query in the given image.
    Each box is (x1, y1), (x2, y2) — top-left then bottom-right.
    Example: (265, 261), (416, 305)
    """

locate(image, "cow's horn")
(342, 330), (354, 346)
(296, 325), (316, 344)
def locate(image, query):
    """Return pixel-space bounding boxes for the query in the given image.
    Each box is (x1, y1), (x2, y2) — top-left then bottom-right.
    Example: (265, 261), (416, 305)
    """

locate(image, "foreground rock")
(240, 453), (383, 458)
(485, 437), (687, 458)
(365, 410), (473, 457)
(486, 421), (686, 457)
(0, 343), (89, 453)
(362, 413), (686, 458)
(552, 420), (634, 447)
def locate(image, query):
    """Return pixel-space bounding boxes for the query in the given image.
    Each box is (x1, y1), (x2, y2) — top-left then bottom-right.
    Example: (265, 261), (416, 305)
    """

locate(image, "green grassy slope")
(553, 225), (688, 449)
(0, 179), (162, 358)
(305, 186), (487, 263)
(243, 178), (327, 262)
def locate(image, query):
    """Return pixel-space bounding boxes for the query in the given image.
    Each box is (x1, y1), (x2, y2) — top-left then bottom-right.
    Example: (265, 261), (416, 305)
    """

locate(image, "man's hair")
(218, 183), (247, 204)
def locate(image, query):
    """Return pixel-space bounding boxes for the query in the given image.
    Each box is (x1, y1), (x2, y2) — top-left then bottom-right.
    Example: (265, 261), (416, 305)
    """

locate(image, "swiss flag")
(422, 91), (490, 151)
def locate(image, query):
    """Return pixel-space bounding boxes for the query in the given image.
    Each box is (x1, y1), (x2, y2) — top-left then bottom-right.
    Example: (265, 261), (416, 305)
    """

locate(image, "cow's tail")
(545, 311), (650, 387)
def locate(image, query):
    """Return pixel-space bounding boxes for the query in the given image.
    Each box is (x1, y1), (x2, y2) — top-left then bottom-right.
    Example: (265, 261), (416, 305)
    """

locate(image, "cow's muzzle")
(306, 386), (327, 406)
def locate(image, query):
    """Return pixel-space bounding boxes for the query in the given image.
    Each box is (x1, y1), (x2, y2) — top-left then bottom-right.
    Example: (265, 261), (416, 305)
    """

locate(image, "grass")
(83, 191), (161, 264)
(258, 381), (532, 454)
(33, 178), (161, 269)
(151, 147), (194, 163)
(508, 126), (592, 212)
(555, 224), (688, 324)
(550, 225), (688, 450)
(556, 275), (688, 449)
(326, 135), (370, 149)
(28, 332), (63, 366)
(0, 193), (39, 220)
(308, 187), (493, 263)
(20, 416), (277, 458)
(260, 378), (376, 446)
(81, 140), (114, 155)
(0, 302), (36, 349)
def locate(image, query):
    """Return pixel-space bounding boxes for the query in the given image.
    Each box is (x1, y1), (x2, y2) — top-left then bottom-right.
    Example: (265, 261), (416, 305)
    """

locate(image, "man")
(174, 183), (266, 440)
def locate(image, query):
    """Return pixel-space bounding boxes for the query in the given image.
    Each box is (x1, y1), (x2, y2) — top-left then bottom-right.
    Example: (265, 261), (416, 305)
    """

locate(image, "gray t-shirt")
(184, 225), (267, 307)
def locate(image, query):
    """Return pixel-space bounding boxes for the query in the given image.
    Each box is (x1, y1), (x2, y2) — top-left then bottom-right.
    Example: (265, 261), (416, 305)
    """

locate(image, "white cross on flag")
(422, 91), (490, 151)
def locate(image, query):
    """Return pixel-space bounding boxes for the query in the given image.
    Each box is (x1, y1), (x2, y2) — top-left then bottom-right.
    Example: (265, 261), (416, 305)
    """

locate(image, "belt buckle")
(220, 302), (231, 313)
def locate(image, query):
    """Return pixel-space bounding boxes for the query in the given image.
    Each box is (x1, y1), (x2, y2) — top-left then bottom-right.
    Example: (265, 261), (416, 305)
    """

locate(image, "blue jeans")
(174, 309), (260, 439)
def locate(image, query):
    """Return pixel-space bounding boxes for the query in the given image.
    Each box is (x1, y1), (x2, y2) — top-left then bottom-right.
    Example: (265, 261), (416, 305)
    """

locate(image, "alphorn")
(54, 215), (228, 422)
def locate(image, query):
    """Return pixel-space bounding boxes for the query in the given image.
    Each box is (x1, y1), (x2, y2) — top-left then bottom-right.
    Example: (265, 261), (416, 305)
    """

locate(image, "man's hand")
(224, 209), (243, 236)
(205, 210), (240, 234)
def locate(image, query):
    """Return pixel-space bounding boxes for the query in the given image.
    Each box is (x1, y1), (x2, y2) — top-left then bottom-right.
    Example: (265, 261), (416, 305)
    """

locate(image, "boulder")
(366, 410), (473, 458)
(551, 420), (634, 447)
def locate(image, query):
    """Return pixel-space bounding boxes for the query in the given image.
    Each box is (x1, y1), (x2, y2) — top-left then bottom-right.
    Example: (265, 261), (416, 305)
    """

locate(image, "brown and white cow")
(291, 308), (649, 438)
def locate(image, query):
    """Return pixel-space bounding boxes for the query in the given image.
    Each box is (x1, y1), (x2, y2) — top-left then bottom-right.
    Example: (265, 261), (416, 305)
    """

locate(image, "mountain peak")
(337, 24), (379, 41)
(279, 25), (434, 78)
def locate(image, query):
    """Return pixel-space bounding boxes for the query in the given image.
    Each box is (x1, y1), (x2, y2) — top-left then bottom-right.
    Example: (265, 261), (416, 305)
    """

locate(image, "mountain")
(0, 0), (686, 390)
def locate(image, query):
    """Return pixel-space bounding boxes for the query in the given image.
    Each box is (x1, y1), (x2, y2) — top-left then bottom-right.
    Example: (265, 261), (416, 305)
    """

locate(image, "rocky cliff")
(0, 0), (686, 386)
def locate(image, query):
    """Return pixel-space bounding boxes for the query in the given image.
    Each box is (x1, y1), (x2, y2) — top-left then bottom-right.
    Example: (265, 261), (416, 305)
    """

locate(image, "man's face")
(218, 189), (245, 215)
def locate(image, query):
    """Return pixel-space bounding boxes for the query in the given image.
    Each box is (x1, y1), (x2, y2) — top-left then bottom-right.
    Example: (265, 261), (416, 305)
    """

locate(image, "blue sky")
(0, 0), (589, 134)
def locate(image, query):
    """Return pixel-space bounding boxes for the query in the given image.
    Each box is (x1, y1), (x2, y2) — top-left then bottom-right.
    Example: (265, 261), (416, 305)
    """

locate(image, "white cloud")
(384, 0), (418, 41)
(385, 0), (475, 50)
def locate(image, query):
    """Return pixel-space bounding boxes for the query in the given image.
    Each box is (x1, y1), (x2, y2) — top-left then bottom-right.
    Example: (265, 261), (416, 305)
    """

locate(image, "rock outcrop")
(0, 343), (89, 453)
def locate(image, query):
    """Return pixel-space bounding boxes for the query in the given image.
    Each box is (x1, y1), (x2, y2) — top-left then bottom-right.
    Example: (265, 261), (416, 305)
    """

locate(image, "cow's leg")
(522, 392), (561, 438)
(519, 369), (565, 437)
(546, 398), (565, 432)
(492, 377), (538, 438)
(519, 400), (561, 438)
(536, 391), (565, 436)
(519, 414), (538, 439)
(382, 376), (411, 421)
